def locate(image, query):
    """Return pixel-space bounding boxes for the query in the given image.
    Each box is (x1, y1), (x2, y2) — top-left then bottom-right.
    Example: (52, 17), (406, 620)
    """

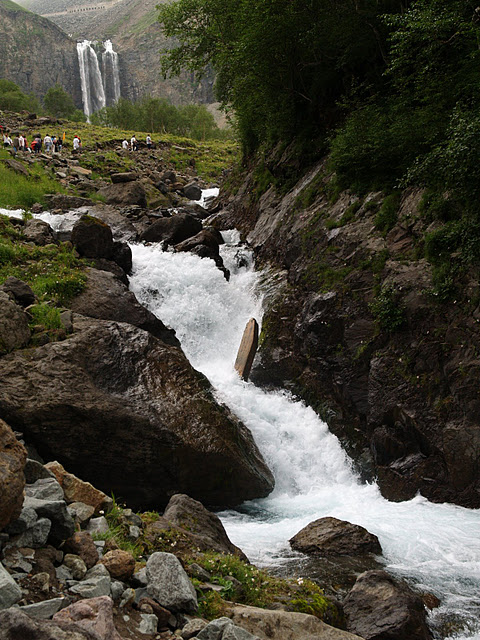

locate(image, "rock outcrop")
(213, 158), (480, 508)
(0, 315), (274, 509)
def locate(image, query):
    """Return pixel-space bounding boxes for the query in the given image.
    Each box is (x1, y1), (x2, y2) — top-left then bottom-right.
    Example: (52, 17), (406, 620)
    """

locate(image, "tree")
(0, 79), (39, 112)
(43, 84), (86, 121)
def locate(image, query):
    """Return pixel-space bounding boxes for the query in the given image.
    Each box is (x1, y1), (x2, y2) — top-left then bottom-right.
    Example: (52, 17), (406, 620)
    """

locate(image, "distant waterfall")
(102, 40), (121, 106)
(77, 39), (121, 119)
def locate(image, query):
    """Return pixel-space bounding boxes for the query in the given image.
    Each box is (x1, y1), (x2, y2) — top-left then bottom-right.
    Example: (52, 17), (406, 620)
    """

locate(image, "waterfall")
(128, 232), (480, 640)
(77, 39), (121, 119)
(102, 40), (121, 106)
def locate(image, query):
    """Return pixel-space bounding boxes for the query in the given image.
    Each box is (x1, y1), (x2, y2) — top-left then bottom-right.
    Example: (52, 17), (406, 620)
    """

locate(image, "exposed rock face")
(163, 493), (247, 559)
(0, 315), (274, 509)
(289, 517), (382, 557)
(343, 570), (432, 640)
(0, 1), (81, 106)
(70, 268), (179, 346)
(227, 604), (363, 640)
(214, 159), (480, 508)
(0, 418), (27, 531)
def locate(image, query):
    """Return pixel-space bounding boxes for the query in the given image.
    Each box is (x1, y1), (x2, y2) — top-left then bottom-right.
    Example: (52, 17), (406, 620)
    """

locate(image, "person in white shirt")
(73, 135), (81, 151)
(43, 134), (52, 153)
(122, 139), (128, 150)
(130, 135), (138, 151)
(146, 134), (152, 149)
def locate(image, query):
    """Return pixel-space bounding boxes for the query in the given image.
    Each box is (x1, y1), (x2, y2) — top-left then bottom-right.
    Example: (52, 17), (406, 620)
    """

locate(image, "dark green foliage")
(370, 285), (405, 332)
(158, 0), (404, 152)
(90, 96), (228, 141)
(43, 84), (86, 122)
(375, 193), (400, 234)
(0, 78), (39, 112)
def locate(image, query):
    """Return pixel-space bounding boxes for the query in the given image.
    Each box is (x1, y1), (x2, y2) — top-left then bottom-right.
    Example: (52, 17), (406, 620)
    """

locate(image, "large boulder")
(53, 595), (122, 639)
(71, 215), (114, 260)
(0, 316), (274, 509)
(146, 551), (198, 613)
(0, 291), (30, 354)
(289, 517), (382, 556)
(139, 212), (202, 244)
(98, 181), (147, 208)
(343, 570), (432, 640)
(227, 605), (363, 640)
(163, 494), (247, 559)
(23, 219), (56, 246)
(0, 418), (27, 530)
(70, 268), (178, 347)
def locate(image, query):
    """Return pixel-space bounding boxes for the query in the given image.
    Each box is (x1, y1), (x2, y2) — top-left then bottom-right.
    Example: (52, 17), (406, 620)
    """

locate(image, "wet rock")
(0, 291), (30, 354)
(234, 318), (259, 382)
(100, 549), (135, 581)
(146, 551), (198, 613)
(0, 316), (274, 510)
(0, 276), (35, 307)
(139, 211), (202, 245)
(343, 570), (432, 640)
(70, 268), (179, 347)
(0, 418), (27, 530)
(289, 517), (382, 556)
(164, 494), (247, 560)
(71, 215), (115, 260)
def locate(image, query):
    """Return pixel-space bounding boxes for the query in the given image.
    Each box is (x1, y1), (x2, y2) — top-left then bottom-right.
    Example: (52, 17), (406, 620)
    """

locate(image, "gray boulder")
(183, 181), (202, 201)
(98, 181), (147, 207)
(0, 291), (30, 354)
(11, 517), (51, 548)
(5, 506), (38, 535)
(164, 494), (247, 559)
(0, 563), (22, 609)
(139, 212), (202, 244)
(1, 276), (35, 307)
(23, 219), (56, 246)
(146, 551), (198, 613)
(23, 495), (75, 545)
(70, 268), (179, 347)
(26, 477), (64, 501)
(343, 570), (432, 640)
(197, 617), (259, 640)
(0, 316), (273, 510)
(289, 517), (382, 556)
(19, 597), (68, 619)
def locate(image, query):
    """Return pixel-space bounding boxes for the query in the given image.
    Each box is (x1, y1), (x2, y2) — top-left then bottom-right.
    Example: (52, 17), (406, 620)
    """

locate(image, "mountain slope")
(0, 0), (82, 106)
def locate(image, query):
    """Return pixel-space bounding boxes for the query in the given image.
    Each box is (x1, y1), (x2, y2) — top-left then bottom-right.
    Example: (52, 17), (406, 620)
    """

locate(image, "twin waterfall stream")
(3, 198), (480, 639)
(77, 40), (121, 118)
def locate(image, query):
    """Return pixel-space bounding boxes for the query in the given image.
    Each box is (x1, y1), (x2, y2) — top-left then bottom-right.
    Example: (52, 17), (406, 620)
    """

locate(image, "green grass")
(0, 150), (65, 209)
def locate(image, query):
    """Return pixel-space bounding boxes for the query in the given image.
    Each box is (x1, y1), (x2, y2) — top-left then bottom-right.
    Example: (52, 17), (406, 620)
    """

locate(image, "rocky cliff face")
(213, 153), (480, 509)
(14, 0), (215, 106)
(0, 0), (82, 107)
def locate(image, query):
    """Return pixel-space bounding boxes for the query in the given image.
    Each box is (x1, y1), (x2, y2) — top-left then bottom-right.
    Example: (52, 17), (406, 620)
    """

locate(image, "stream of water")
(128, 233), (480, 640)
(2, 204), (480, 638)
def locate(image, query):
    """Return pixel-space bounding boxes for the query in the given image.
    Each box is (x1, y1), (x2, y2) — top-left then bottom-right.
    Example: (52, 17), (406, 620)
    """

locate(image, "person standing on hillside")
(146, 134), (152, 149)
(43, 133), (52, 153)
(130, 134), (138, 151)
(73, 135), (81, 152)
(18, 134), (25, 152)
(122, 138), (128, 150)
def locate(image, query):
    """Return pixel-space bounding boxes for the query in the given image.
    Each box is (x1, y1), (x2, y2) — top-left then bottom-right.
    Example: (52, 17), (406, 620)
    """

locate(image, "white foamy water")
(129, 235), (480, 639)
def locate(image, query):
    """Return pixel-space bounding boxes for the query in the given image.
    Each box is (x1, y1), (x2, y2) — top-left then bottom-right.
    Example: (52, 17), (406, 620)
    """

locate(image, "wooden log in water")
(234, 318), (259, 382)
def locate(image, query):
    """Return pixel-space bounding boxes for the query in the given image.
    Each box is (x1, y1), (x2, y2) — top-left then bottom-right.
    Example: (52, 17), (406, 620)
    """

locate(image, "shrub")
(375, 193), (401, 234)
(370, 285), (405, 332)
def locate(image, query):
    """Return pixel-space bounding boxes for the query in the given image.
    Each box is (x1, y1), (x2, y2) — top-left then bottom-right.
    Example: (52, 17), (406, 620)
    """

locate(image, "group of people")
(121, 134), (152, 151)
(2, 131), (68, 154)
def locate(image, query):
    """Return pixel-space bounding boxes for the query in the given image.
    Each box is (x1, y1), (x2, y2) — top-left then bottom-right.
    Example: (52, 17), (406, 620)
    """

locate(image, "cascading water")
(2, 203), (479, 639)
(102, 40), (121, 106)
(128, 231), (480, 640)
(77, 39), (121, 119)
(77, 40), (106, 119)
